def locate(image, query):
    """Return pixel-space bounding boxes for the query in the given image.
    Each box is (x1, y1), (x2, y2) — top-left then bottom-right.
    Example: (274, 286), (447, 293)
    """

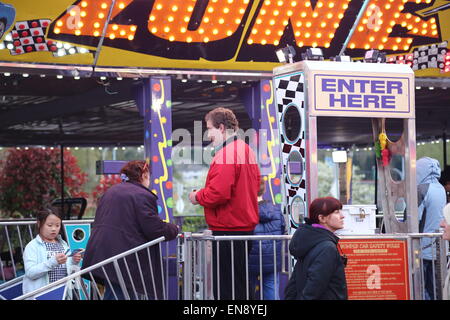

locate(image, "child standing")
(248, 180), (286, 300)
(22, 209), (82, 295)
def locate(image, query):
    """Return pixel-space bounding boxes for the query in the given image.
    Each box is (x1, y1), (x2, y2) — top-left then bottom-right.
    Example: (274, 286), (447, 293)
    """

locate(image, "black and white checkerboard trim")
(2, 19), (93, 58)
(387, 41), (449, 73)
(275, 72), (307, 230)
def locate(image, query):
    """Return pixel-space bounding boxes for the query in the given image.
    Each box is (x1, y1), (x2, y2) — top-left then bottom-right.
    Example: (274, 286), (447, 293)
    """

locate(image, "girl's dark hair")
(36, 208), (63, 233)
(258, 179), (266, 197)
(205, 107), (239, 131)
(306, 197), (343, 225)
(120, 160), (149, 182)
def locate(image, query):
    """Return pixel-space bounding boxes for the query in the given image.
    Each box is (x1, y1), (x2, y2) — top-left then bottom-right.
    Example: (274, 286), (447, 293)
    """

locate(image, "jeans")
(249, 272), (280, 300)
(423, 259), (440, 300)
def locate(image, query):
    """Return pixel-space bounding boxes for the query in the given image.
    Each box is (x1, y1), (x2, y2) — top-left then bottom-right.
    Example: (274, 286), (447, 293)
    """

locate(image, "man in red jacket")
(189, 107), (260, 300)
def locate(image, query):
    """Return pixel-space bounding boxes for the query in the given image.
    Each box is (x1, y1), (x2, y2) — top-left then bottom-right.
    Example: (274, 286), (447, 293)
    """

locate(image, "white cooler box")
(336, 204), (377, 235)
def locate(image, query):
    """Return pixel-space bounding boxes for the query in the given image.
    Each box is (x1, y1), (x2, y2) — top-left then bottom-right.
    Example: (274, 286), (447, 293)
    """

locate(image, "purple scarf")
(312, 223), (328, 231)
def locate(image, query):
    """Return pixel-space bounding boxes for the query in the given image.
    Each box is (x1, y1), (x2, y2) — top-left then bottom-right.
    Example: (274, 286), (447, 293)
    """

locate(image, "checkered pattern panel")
(2, 19), (93, 58)
(276, 74), (305, 106)
(7, 19), (57, 55)
(412, 42), (448, 71)
(387, 41), (449, 73)
(274, 72), (307, 230)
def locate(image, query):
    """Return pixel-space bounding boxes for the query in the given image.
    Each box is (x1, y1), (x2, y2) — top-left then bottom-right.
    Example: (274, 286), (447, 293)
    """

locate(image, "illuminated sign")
(0, 0), (448, 72)
(54, 0), (136, 40)
(340, 238), (411, 300)
(44, 0), (446, 63)
(51, 0), (439, 50)
(312, 72), (413, 118)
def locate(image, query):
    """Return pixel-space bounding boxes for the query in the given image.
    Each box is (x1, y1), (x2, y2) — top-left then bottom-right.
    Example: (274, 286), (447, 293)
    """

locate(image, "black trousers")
(423, 259), (441, 300)
(212, 230), (253, 300)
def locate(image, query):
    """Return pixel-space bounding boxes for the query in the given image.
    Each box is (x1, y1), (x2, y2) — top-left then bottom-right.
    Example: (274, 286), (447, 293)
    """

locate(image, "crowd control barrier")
(14, 236), (168, 300)
(178, 231), (448, 300)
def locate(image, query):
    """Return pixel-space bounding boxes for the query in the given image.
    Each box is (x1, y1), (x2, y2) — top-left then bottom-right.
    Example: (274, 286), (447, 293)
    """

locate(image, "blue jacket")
(417, 157), (446, 260)
(23, 234), (79, 295)
(249, 201), (286, 274)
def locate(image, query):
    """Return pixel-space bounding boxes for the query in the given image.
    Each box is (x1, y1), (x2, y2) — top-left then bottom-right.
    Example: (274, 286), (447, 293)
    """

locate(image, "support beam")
(242, 83), (262, 131)
(0, 82), (133, 128)
(415, 77), (450, 88)
(142, 77), (174, 224)
(141, 77), (177, 300)
(443, 132), (448, 167)
(258, 80), (282, 205)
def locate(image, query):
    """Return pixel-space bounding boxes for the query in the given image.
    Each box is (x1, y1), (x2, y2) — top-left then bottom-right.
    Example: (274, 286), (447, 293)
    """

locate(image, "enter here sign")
(312, 73), (413, 118)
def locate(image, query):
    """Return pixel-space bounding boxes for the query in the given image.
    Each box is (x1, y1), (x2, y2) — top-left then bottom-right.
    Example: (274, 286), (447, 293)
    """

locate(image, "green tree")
(316, 159), (375, 204)
(351, 167), (375, 204)
(318, 160), (334, 198)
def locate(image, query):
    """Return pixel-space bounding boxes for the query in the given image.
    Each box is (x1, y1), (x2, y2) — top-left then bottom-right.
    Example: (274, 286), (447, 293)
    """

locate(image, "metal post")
(4, 226), (17, 277)
(205, 238), (213, 300)
(306, 115), (318, 207)
(273, 239), (277, 300)
(112, 260), (131, 300)
(259, 240), (263, 300)
(60, 144), (64, 218)
(231, 240), (235, 300)
(443, 132), (447, 167)
(410, 236), (424, 300)
(438, 237), (447, 299)
(405, 118), (418, 233)
(339, 0), (371, 56)
(182, 233), (193, 300)
(216, 241), (220, 300)
(245, 240), (249, 300)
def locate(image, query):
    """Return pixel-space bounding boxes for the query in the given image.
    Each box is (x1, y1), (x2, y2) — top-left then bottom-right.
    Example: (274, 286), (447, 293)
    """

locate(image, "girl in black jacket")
(285, 197), (348, 300)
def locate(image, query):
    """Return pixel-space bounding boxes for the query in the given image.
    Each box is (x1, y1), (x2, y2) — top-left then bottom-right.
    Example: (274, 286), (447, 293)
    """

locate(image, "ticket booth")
(272, 60), (441, 300)
(273, 60), (418, 234)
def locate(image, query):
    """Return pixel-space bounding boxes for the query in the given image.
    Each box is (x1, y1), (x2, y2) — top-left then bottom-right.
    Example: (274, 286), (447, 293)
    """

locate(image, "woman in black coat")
(285, 197), (348, 300)
(82, 161), (179, 300)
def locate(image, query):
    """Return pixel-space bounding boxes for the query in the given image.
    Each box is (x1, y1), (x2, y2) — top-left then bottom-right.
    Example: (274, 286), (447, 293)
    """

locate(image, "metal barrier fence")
(15, 236), (167, 300)
(178, 231), (449, 300)
(408, 233), (449, 300)
(178, 231), (293, 300)
(0, 219), (94, 282)
(2, 218), (449, 300)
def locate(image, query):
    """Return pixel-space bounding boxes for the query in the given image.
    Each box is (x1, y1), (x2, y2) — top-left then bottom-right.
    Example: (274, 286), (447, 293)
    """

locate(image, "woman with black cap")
(285, 197), (348, 300)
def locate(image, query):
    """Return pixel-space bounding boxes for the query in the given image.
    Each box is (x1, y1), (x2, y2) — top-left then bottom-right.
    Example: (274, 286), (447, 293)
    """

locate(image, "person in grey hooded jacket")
(416, 157), (446, 300)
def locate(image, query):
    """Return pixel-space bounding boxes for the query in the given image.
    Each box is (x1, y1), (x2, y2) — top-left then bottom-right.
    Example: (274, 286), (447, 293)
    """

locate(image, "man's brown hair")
(205, 107), (239, 131)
